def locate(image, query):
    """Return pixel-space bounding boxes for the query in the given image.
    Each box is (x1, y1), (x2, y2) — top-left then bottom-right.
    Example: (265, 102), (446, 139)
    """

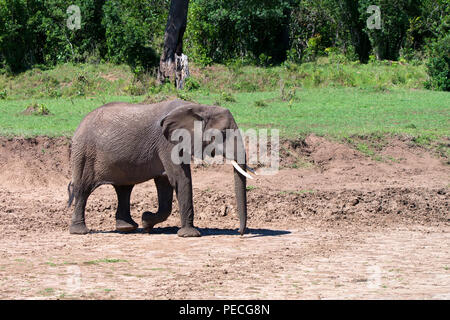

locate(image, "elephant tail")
(67, 181), (75, 208)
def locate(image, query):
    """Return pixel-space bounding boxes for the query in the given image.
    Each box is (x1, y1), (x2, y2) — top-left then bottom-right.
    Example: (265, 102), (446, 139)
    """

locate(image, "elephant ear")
(159, 105), (204, 140)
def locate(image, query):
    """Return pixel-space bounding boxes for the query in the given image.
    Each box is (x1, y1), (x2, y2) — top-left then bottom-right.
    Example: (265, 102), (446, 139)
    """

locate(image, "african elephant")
(67, 99), (250, 237)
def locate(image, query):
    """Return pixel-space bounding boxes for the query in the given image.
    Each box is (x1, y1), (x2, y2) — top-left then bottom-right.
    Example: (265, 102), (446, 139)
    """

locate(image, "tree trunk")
(343, 0), (372, 63)
(158, 0), (190, 88)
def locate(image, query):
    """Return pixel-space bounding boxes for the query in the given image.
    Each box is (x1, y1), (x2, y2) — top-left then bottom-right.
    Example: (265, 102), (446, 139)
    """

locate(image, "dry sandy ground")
(0, 135), (448, 299)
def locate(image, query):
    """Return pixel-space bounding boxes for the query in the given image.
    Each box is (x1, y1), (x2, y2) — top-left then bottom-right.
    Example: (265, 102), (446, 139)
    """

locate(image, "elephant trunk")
(231, 125), (247, 236)
(234, 160), (247, 235)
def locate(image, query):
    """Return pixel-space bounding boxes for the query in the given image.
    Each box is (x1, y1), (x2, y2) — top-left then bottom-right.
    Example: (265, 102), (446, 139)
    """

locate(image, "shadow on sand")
(91, 227), (291, 238)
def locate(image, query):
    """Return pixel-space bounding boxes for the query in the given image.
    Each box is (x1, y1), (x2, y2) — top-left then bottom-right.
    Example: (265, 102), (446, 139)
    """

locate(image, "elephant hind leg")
(69, 152), (92, 234)
(142, 176), (173, 233)
(69, 188), (91, 235)
(113, 185), (138, 232)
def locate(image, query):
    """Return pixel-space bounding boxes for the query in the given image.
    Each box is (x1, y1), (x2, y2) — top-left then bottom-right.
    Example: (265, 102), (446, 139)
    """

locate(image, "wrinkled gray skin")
(68, 99), (247, 237)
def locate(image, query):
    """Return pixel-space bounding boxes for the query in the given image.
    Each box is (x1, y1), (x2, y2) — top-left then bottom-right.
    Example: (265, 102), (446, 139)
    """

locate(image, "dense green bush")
(402, 0), (449, 60)
(102, 0), (168, 70)
(0, 0), (41, 72)
(185, 0), (292, 65)
(0, 0), (165, 73)
(423, 1), (449, 91)
(359, 0), (422, 61)
(0, 0), (106, 72)
(425, 34), (449, 91)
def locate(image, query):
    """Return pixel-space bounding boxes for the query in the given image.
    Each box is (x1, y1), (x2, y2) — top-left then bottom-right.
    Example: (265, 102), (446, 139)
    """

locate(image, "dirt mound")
(0, 134), (448, 236)
(0, 137), (71, 190)
(279, 134), (369, 171)
(305, 134), (362, 165)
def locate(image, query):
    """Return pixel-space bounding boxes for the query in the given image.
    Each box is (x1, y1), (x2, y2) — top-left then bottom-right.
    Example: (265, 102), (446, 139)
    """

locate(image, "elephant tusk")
(231, 160), (254, 180)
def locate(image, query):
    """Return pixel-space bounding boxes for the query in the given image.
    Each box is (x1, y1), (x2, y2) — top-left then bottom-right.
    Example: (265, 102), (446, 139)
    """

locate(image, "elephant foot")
(116, 219), (138, 232)
(69, 222), (90, 235)
(177, 226), (201, 238)
(141, 211), (163, 233)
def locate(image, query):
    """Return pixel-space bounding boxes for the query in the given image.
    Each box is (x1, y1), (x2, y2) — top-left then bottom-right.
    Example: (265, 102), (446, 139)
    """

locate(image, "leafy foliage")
(0, 0), (166, 73)
(0, 0), (448, 91)
(425, 33), (450, 91)
(0, 0), (106, 72)
(102, 0), (168, 70)
(423, 1), (449, 91)
(359, 0), (421, 61)
(184, 0), (292, 65)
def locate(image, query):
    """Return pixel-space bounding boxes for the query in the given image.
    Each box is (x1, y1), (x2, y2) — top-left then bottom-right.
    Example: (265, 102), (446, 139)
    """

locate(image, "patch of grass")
(385, 155), (400, 163)
(22, 102), (51, 116)
(0, 96), (140, 137)
(176, 90), (197, 103)
(149, 267), (167, 271)
(289, 159), (313, 169)
(280, 145), (313, 169)
(143, 93), (175, 104)
(212, 91), (236, 106)
(0, 89), (7, 100)
(45, 262), (57, 267)
(412, 134), (434, 147)
(253, 100), (268, 108)
(184, 77), (201, 91)
(0, 63), (135, 100)
(196, 88), (450, 142)
(410, 134), (450, 161)
(280, 84), (299, 103)
(0, 59), (429, 100)
(246, 185), (257, 191)
(355, 143), (380, 160)
(221, 91), (236, 103)
(39, 288), (55, 296)
(1, 87), (448, 147)
(83, 258), (128, 265)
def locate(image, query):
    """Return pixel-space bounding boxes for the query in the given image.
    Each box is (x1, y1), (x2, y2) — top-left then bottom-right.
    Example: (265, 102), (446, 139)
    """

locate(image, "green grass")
(39, 288), (55, 296)
(196, 88), (449, 140)
(0, 96), (140, 137)
(83, 258), (128, 265)
(0, 63), (137, 100)
(0, 61), (448, 156)
(1, 88), (448, 140)
(0, 58), (430, 100)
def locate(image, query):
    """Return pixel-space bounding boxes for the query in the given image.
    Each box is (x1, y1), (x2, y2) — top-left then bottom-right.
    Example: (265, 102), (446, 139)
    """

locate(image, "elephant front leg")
(113, 185), (138, 232)
(142, 176), (173, 233)
(173, 164), (201, 237)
